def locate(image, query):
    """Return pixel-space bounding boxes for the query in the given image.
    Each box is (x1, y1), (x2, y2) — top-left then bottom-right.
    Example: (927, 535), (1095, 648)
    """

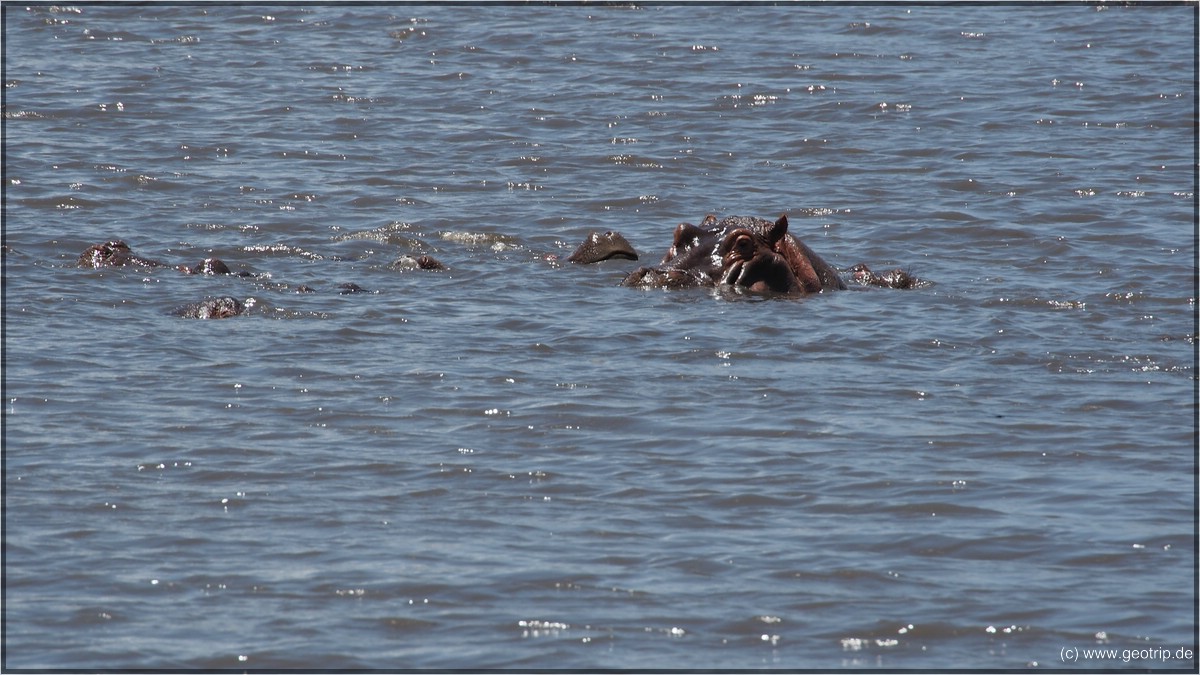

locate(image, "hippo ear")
(766, 214), (789, 244)
(701, 214), (718, 228)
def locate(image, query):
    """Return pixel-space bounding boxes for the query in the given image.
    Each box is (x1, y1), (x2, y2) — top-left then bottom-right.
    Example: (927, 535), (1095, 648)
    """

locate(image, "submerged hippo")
(179, 257), (233, 275)
(848, 263), (921, 289)
(623, 214), (845, 293)
(174, 296), (246, 319)
(390, 254), (447, 271)
(77, 240), (167, 269)
(568, 231), (639, 263)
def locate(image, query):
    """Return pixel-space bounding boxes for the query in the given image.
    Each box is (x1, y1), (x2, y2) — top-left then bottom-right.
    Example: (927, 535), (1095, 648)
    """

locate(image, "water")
(3, 3), (1196, 670)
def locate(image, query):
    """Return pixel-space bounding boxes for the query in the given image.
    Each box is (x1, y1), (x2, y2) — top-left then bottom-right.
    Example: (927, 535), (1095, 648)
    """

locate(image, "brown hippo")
(567, 231), (638, 263)
(623, 214), (845, 293)
(622, 213), (921, 293)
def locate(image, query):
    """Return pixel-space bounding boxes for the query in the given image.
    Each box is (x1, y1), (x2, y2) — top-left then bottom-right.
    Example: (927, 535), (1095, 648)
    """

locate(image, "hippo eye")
(734, 234), (755, 256)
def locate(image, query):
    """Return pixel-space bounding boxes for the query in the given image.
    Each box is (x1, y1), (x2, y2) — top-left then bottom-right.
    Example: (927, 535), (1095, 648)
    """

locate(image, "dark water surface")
(3, 3), (1196, 670)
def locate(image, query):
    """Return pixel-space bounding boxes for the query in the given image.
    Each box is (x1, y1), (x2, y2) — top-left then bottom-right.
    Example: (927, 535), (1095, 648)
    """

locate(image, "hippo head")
(176, 296), (245, 319)
(713, 217), (803, 293)
(179, 257), (232, 275)
(77, 240), (166, 269)
(623, 214), (814, 293)
(391, 254), (447, 271)
(77, 240), (134, 268)
(848, 263), (922, 289)
(567, 231), (638, 263)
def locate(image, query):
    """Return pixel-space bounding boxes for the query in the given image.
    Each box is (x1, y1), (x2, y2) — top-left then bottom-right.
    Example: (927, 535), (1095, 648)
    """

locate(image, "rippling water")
(3, 3), (1196, 670)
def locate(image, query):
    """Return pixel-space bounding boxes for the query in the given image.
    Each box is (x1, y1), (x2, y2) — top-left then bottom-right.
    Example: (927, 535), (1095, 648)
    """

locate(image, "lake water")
(2, 3), (1196, 670)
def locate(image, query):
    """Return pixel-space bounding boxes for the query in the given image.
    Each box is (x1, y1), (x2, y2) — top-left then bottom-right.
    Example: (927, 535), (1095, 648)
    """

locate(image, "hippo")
(174, 296), (246, 319)
(390, 254), (447, 271)
(179, 257), (233, 275)
(622, 213), (922, 293)
(338, 282), (372, 295)
(567, 231), (638, 264)
(847, 262), (921, 289)
(77, 240), (167, 269)
(622, 214), (846, 294)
